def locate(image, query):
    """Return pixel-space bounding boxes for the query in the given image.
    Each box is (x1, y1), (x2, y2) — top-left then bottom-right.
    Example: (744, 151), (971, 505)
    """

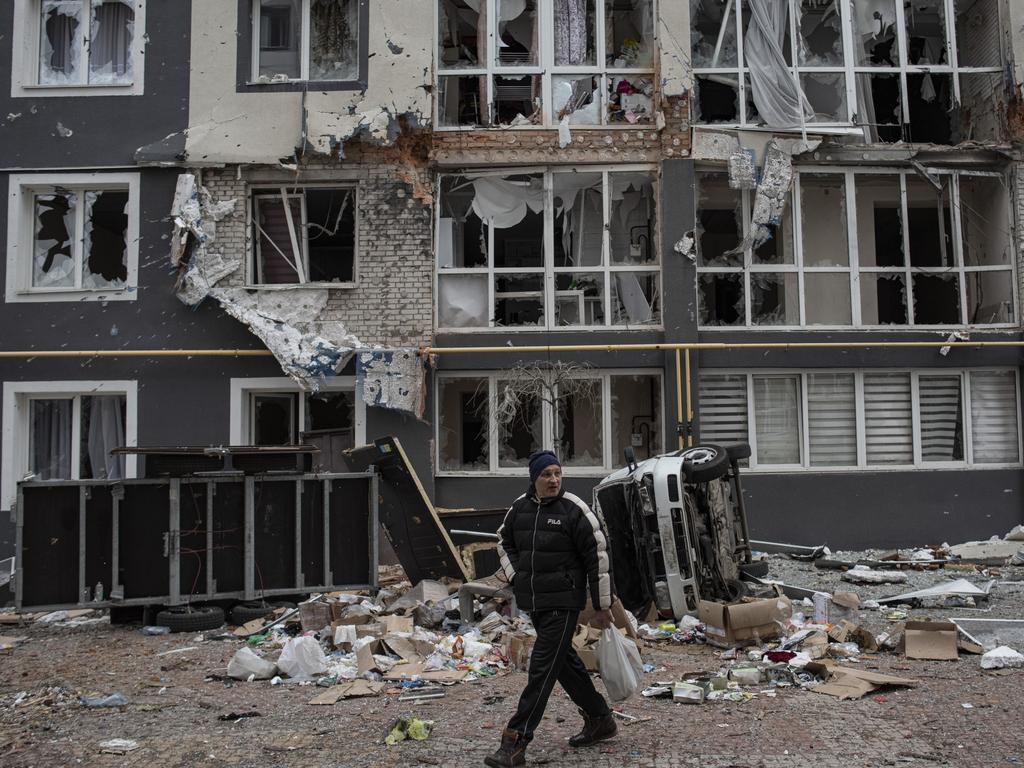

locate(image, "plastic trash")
(80, 693), (128, 708)
(728, 667), (761, 686)
(980, 646), (1024, 670)
(277, 636), (328, 678)
(828, 642), (861, 658)
(672, 682), (704, 704)
(227, 647), (278, 681)
(140, 626), (171, 635)
(384, 716), (433, 745)
(596, 628), (644, 702)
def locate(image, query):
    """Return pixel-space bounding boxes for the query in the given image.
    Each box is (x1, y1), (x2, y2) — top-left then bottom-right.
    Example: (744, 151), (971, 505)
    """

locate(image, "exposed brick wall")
(430, 95), (691, 166)
(192, 151), (434, 349)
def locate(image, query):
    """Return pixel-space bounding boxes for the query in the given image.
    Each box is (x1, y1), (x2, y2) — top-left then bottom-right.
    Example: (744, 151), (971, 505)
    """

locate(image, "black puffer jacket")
(496, 486), (612, 613)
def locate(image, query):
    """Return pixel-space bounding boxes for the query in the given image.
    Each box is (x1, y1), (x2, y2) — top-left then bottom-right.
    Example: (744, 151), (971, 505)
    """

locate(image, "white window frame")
(696, 167), (1016, 330)
(1, 380), (138, 512)
(435, 0), (657, 129)
(690, 0), (1004, 131)
(246, 184), (359, 289)
(435, 368), (665, 476)
(5, 172), (141, 304)
(250, 0), (359, 84)
(229, 377), (366, 446)
(10, 0), (146, 98)
(435, 165), (661, 332)
(698, 368), (1022, 472)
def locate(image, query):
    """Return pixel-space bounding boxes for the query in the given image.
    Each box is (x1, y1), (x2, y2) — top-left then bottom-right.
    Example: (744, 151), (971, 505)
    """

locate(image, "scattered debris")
(980, 646), (1024, 670)
(878, 579), (994, 605)
(80, 693), (128, 708)
(841, 566), (909, 585)
(384, 716), (433, 746)
(98, 739), (139, 755)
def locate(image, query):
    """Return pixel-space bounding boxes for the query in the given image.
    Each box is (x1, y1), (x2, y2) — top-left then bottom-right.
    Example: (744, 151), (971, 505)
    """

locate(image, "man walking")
(485, 449), (617, 768)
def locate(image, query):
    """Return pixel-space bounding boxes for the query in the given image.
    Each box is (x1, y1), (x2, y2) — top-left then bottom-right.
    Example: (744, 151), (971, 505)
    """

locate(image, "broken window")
(437, 370), (663, 473)
(252, 393), (298, 445)
(28, 394), (126, 481)
(555, 378), (603, 467)
(437, 377), (489, 471)
(436, 0), (653, 127)
(251, 187), (356, 285)
(254, 0), (360, 83)
(701, 368), (1021, 470)
(698, 169), (1014, 329)
(691, 0), (1004, 140)
(248, 387), (355, 446)
(437, 168), (660, 330)
(29, 185), (129, 292)
(38, 0), (136, 86)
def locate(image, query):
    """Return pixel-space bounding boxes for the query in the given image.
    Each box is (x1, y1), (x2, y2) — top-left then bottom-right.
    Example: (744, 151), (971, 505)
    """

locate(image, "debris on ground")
(98, 738), (139, 754)
(980, 646), (1024, 670)
(384, 715), (433, 745)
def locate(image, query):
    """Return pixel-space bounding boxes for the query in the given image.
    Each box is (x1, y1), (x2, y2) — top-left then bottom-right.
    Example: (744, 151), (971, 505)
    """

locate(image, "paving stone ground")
(2, 558), (1023, 768)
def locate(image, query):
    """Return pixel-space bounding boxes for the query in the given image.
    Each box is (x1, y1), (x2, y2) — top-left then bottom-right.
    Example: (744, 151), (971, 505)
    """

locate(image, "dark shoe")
(568, 709), (617, 748)
(483, 728), (527, 767)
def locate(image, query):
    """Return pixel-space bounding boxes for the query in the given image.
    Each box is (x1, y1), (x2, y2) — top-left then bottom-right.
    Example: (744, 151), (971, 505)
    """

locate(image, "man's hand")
(589, 608), (614, 629)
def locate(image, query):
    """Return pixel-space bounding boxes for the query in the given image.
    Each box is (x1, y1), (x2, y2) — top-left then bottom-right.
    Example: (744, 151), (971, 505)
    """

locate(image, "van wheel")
(739, 560), (770, 579)
(722, 579), (749, 602)
(680, 444), (729, 483)
(154, 605), (225, 633)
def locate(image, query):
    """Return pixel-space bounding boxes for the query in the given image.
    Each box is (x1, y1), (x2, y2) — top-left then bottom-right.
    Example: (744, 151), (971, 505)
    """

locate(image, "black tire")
(725, 443), (752, 462)
(155, 605), (225, 633)
(739, 560), (770, 579)
(230, 601), (294, 626)
(722, 578), (749, 602)
(680, 444), (729, 483)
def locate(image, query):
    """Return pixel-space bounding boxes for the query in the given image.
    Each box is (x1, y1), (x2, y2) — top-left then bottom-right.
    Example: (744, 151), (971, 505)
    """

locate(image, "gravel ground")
(1, 555), (1023, 768)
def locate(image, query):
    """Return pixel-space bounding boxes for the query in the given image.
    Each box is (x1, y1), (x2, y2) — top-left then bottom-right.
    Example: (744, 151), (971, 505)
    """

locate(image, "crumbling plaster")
(658, 0), (690, 97)
(185, 0), (431, 165)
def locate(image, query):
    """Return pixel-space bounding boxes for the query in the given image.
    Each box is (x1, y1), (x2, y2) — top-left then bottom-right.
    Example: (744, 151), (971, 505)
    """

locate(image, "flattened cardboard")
(698, 597), (792, 648)
(356, 622), (385, 639)
(383, 636), (422, 663)
(356, 641), (382, 675)
(308, 680), (385, 704)
(384, 614), (414, 634)
(904, 620), (958, 660)
(504, 632), (536, 671)
(577, 647), (599, 672)
(806, 661), (918, 700)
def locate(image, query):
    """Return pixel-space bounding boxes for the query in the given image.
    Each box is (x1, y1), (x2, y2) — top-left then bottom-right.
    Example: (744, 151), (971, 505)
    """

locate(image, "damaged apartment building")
(0, 0), (1022, 558)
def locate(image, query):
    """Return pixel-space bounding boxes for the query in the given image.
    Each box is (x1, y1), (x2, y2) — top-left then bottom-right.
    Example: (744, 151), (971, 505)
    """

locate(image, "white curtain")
(745, 0), (813, 129)
(90, 1), (134, 80)
(753, 375), (801, 464)
(87, 396), (126, 480)
(30, 399), (72, 480)
(554, 0), (588, 65)
(471, 177), (544, 228)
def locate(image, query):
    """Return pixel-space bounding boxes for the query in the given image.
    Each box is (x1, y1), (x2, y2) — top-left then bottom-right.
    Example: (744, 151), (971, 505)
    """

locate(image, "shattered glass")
(609, 172), (656, 265)
(438, 377), (490, 471)
(854, 0), (898, 66)
(555, 271), (604, 325)
(39, 0), (83, 85)
(911, 272), (960, 324)
(690, 0), (738, 68)
(858, 73), (903, 143)
(610, 374), (661, 462)
(965, 270), (1013, 325)
(553, 172), (602, 266)
(82, 190), (128, 290)
(906, 177), (953, 268)
(439, 0), (484, 68)
(552, 75), (600, 124)
(497, 384), (541, 468)
(855, 175), (904, 267)
(605, 0), (653, 68)
(696, 173), (742, 267)
(904, 0), (947, 65)
(752, 191), (793, 265)
(860, 272), (907, 325)
(555, 378), (603, 467)
(607, 75), (653, 123)
(305, 188), (355, 283)
(798, 0), (843, 66)
(32, 192), (77, 289)
(438, 175), (488, 268)
(493, 74), (542, 125)
(439, 75), (487, 126)
(494, 273), (544, 326)
(257, 0), (301, 80)
(906, 73), (954, 144)
(309, 0), (359, 81)
(495, 0), (537, 66)
(801, 72), (846, 123)
(800, 174), (849, 266)
(694, 76), (739, 123)
(960, 176), (1010, 267)
(804, 273), (851, 325)
(750, 272), (798, 326)
(698, 273), (744, 326)
(89, 0), (134, 85)
(611, 271), (659, 325)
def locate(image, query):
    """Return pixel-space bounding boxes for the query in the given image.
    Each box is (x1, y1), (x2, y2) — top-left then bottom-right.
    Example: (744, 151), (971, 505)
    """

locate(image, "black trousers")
(506, 609), (611, 741)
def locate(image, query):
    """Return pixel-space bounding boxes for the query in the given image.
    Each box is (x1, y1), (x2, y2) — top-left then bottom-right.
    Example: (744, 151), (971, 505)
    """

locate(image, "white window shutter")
(698, 374), (749, 446)
(919, 374), (964, 462)
(807, 373), (856, 466)
(864, 373), (913, 464)
(970, 371), (1020, 463)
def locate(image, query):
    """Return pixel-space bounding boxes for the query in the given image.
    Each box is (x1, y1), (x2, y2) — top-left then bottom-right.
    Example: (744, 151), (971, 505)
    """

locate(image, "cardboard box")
(504, 632), (536, 671)
(903, 620), (959, 660)
(298, 601), (332, 632)
(806, 660), (918, 700)
(576, 647), (599, 672)
(697, 597), (792, 648)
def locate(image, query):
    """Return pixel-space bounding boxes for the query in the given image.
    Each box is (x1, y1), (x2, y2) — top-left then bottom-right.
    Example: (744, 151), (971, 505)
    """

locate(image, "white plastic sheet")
(744, 0), (813, 129)
(277, 636), (328, 678)
(227, 647), (278, 680)
(596, 628), (644, 701)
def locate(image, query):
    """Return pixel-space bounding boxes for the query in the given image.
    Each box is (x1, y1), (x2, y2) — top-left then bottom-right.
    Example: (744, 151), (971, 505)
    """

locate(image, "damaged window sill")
(240, 80), (366, 93)
(9, 289), (136, 304)
(244, 282), (356, 291)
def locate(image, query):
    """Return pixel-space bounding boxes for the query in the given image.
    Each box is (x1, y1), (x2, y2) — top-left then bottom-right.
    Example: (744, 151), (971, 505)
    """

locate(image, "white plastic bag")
(227, 646), (277, 680)
(596, 628), (644, 701)
(277, 636), (327, 678)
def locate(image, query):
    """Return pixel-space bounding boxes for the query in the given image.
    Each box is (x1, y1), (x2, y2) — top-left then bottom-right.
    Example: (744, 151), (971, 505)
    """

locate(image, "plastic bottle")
(94, 581), (104, 602)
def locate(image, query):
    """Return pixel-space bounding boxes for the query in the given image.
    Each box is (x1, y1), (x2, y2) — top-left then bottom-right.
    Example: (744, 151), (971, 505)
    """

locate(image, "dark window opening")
(699, 273), (744, 326)
(253, 394), (297, 445)
(439, 75), (486, 126)
(906, 73), (954, 144)
(908, 203), (953, 268)
(459, 391), (487, 466)
(86, 191), (129, 284)
(42, 6), (79, 77)
(912, 273), (960, 325)
(695, 77), (739, 123)
(494, 75), (540, 125)
(872, 206), (904, 267)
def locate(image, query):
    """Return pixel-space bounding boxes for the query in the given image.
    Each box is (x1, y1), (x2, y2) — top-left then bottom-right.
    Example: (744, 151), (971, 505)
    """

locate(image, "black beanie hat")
(528, 450), (561, 484)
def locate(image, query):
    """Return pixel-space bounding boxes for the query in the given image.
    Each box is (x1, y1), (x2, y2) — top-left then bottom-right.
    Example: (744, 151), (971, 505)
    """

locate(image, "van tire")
(739, 560), (770, 579)
(154, 605), (225, 633)
(231, 601), (295, 626)
(726, 443), (752, 462)
(680, 444), (729, 483)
